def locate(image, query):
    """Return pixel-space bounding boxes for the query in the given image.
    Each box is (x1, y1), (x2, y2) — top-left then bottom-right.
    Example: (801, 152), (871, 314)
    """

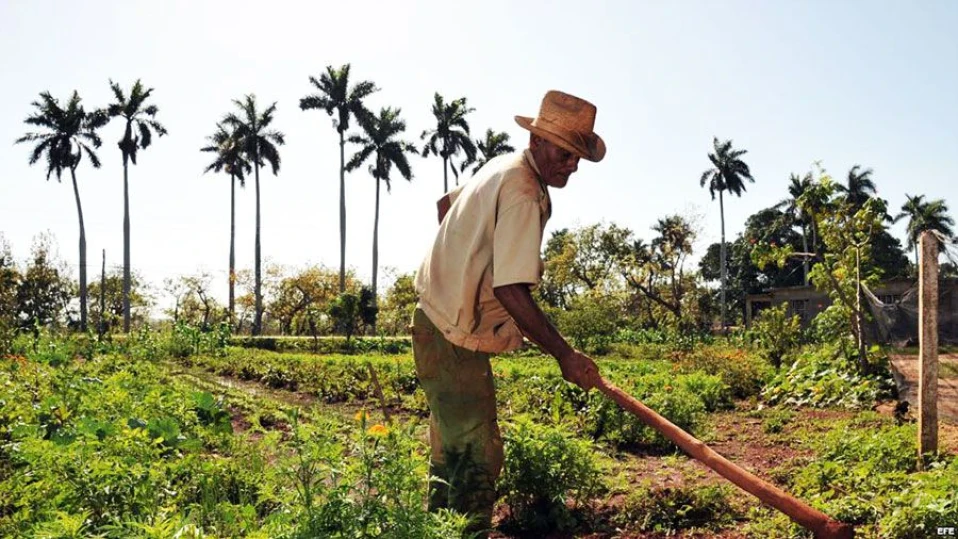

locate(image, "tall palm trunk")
(339, 130), (347, 293)
(442, 155), (449, 193)
(801, 223), (809, 285)
(372, 172), (381, 334)
(99, 250), (106, 337)
(70, 167), (88, 332)
(718, 189), (727, 331)
(253, 160), (263, 335)
(122, 154), (131, 333)
(228, 172), (236, 325)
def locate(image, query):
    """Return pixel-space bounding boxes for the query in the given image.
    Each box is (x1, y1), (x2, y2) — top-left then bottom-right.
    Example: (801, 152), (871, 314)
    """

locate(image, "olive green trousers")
(411, 308), (503, 536)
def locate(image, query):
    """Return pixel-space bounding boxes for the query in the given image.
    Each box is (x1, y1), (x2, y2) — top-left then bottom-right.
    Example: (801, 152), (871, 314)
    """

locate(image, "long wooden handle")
(596, 378), (854, 539)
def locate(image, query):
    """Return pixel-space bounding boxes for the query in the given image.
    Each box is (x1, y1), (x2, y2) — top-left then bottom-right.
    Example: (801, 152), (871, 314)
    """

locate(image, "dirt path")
(888, 352), (958, 424)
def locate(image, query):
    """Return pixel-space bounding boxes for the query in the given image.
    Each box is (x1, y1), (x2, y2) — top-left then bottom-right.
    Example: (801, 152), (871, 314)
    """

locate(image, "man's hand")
(558, 350), (601, 391)
(494, 284), (603, 390)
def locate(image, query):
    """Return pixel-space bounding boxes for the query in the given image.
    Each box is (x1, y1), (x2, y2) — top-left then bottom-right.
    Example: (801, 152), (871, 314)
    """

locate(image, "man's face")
(530, 135), (580, 188)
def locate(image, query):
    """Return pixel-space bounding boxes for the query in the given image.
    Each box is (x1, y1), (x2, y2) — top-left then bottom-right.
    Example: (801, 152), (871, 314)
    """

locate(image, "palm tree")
(699, 137), (755, 330)
(894, 194), (956, 265)
(222, 95), (285, 335)
(346, 107), (418, 329)
(421, 93), (476, 193)
(838, 165), (877, 210)
(16, 91), (108, 331)
(105, 79), (167, 333)
(464, 129), (515, 175)
(300, 64), (378, 293)
(776, 172), (814, 284)
(201, 123), (251, 325)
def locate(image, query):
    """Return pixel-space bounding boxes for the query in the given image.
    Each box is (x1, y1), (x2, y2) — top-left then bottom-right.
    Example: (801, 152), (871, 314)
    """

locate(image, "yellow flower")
(367, 424), (389, 437)
(354, 410), (367, 422)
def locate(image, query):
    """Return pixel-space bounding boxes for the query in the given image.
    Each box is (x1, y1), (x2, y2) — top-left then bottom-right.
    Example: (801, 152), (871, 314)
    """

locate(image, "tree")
(105, 79), (167, 333)
(421, 93), (476, 193)
(776, 173), (814, 284)
(699, 137), (754, 330)
(16, 91), (108, 331)
(837, 165), (877, 211)
(465, 129), (515, 175)
(617, 215), (698, 326)
(869, 228), (910, 279)
(201, 122), (251, 325)
(347, 107), (418, 330)
(755, 165), (885, 372)
(0, 234), (21, 352)
(377, 270), (418, 335)
(700, 207), (805, 321)
(300, 64), (378, 293)
(16, 233), (72, 331)
(164, 273), (222, 330)
(894, 194), (956, 266)
(88, 268), (152, 333)
(328, 287), (378, 343)
(222, 95), (285, 335)
(268, 264), (361, 335)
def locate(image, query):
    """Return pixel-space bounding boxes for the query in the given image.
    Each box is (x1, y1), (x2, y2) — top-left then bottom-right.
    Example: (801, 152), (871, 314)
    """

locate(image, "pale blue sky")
(1, 0), (956, 310)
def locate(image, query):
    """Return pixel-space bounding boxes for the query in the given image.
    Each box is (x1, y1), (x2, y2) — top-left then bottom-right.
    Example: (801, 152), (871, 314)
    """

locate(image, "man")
(412, 90), (606, 534)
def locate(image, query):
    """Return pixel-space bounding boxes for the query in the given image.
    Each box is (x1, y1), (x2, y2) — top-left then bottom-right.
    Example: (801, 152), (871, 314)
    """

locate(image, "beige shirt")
(415, 149), (552, 353)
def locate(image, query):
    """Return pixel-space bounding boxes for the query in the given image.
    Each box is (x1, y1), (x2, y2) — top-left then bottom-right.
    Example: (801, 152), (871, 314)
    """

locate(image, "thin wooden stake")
(98, 250), (106, 338)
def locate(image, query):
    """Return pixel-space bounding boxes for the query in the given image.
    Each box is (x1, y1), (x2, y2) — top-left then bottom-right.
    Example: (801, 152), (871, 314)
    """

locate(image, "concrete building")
(745, 278), (958, 343)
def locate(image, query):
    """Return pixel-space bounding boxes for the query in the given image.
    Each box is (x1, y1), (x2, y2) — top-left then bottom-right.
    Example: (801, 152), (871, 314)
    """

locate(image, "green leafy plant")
(497, 417), (604, 534)
(751, 303), (802, 369)
(762, 344), (895, 408)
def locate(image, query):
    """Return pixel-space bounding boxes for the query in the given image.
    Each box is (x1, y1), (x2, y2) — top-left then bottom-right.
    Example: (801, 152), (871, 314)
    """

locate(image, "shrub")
(751, 304), (802, 369)
(761, 408), (795, 434)
(286, 413), (470, 539)
(583, 382), (706, 451)
(674, 344), (773, 399)
(615, 482), (737, 532)
(552, 294), (621, 355)
(497, 417), (604, 534)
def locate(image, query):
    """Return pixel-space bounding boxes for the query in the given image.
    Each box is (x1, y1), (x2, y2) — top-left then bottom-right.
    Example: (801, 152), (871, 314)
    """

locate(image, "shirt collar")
(523, 148), (542, 178)
(523, 149), (549, 195)
(522, 149), (552, 220)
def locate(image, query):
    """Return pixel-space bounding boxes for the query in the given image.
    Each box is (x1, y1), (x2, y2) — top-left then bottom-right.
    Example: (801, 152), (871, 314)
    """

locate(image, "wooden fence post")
(918, 230), (938, 461)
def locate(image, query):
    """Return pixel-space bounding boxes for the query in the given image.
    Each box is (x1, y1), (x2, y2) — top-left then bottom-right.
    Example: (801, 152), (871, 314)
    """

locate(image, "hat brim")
(515, 115), (606, 163)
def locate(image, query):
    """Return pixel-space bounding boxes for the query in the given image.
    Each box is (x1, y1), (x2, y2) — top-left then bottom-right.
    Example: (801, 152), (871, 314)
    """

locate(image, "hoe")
(596, 377), (855, 539)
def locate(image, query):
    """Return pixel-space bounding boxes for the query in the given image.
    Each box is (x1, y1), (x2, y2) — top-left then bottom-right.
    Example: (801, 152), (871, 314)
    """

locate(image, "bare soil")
(888, 352), (958, 423)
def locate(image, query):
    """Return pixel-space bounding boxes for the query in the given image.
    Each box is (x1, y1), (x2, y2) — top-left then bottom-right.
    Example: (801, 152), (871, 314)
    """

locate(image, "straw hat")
(515, 90), (606, 162)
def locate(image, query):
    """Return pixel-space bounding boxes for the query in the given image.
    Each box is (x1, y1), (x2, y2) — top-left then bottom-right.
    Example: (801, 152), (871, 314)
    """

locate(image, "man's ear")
(529, 133), (540, 150)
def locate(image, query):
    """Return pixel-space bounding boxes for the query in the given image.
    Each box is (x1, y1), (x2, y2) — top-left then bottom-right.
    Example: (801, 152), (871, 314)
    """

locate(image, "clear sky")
(1, 0), (956, 312)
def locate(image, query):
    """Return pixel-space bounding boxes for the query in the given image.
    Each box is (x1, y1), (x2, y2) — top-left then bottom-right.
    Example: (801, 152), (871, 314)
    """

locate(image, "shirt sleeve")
(447, 184), (466, 207)
(493, 199), (544, 287)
